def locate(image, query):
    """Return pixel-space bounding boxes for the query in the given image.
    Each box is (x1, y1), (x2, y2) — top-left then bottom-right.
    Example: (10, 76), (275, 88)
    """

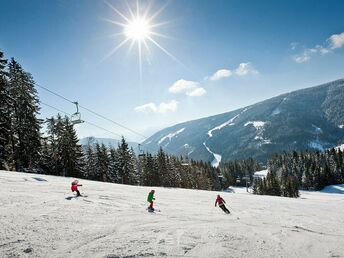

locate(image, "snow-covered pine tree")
(142, 153), (156, 186)
(0, 51), (12, 170)
(117, 137), (136, 184)
(157, 147), (168, 187)
(46, 116), (63, 175)
(129, 147), (138, 185)
(94, 143), (109, 181)
(45, 115), (84, 177)
(108, 147), (120, 183)
(84, 144), (96, 180)
(60, 117), (84, 178)
(8, 58), (41, 171)
(165, 155), (180, 187)
(39, 137), (53, 174)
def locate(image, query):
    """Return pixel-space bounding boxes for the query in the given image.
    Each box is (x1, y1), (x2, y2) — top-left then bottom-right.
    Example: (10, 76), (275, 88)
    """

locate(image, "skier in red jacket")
(71, 180), (82, 197)
(215, 194), (230, 214)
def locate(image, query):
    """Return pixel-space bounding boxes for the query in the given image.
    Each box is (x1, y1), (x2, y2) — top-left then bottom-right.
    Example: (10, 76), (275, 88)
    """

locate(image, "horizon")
(1, 0), (344, 143)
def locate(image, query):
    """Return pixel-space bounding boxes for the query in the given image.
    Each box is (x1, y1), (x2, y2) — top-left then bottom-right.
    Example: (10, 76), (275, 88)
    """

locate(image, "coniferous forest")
(1, 50), (344, 197)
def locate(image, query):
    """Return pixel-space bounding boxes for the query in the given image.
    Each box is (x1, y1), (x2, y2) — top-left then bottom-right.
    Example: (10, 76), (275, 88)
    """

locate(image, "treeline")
(219, 158), (262, 188)
(268, 149), (344, 191)
(0, 50), (221, 191)
(253, 148), (344, 197)
(253, 171), (299, 198)
(83, 142), (222, 190)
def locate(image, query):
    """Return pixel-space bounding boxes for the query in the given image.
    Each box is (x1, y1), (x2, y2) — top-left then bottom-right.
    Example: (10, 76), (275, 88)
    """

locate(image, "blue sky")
(1, 0), (344, 142)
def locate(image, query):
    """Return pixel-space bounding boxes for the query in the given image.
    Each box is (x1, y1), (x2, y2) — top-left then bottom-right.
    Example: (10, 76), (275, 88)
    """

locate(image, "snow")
(207, 114), (239, 137)
(1, 170), (344, 258)
(203, 142), (222, 167)
(334, 144), (344, 151)
(244, 121), (266, 129)
(338, 125), (344, 129)
(158, 128), (185, 145)
(321, 184), (344, 194)
(245, 121), (271, 144)
(253, 169), (268, 178)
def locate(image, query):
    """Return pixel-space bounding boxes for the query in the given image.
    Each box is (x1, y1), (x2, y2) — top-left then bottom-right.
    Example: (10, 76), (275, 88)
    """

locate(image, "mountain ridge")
(142, 78), (344, 164)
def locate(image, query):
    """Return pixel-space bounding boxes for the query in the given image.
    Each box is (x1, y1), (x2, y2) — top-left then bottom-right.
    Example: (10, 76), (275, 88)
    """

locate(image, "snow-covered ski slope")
(1, 171), (344, 258)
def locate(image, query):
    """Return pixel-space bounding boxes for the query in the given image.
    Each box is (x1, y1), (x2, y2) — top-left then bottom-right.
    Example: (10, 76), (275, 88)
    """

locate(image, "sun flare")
(103, 1), (182, 81)
(124, 18), (151, 41)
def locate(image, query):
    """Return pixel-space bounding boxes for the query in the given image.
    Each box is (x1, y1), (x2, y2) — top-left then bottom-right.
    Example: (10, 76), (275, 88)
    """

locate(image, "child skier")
(71, 179), (82, 197)
(147, 190), (155, 211)
(215, 194), (230, 214)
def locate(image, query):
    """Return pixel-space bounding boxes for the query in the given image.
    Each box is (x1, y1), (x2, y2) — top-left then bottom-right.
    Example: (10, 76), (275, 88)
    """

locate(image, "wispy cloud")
(293, 45), (329, 63)
(207, 62), (259, 81)
(293, 32), (344, 63)
(134, 100), (178, 114)
(169, 79), (206, 97)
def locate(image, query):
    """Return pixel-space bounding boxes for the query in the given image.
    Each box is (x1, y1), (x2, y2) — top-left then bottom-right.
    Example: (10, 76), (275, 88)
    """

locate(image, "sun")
(103, 0), (182, 82)
(124, 18), (151, 41)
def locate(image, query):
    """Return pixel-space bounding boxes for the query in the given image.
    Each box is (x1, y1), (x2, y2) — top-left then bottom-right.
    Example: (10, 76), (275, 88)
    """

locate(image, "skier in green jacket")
(147, 190), (155, 211)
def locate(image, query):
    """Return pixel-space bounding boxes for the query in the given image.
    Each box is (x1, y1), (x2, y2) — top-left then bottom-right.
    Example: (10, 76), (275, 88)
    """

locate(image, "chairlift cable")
(40, 101), (158, 153)
(36, 83), (148, 140)
(40, 101), (122, 138)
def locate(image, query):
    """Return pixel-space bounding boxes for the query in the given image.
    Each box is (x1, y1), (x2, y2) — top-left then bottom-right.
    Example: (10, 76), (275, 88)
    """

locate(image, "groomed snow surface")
(1, 171), (344, 258)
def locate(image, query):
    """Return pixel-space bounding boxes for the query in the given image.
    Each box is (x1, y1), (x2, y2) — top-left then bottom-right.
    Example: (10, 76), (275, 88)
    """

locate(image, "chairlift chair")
(138, 144), (146, 158)
(181, 156), (191, 166)
(71, 101), (84, 125)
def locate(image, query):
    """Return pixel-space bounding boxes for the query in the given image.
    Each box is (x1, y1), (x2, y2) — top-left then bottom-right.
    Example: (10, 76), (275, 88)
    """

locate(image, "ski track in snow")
(1, 171), (344, 258)
(158, 128), (185, 145)
(203, 142), (222, 167)
(207, 114), (239, 137)
(204, 110), (248, 167)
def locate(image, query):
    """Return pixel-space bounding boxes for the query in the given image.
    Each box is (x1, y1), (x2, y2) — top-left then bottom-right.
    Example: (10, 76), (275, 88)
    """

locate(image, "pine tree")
(45, 115), (84, 177)
(142, 153), (156, 186)
(117, 137), (136, 184)
(157, 147), (168, 186)
(8, 58), (42, 171)
(108, 147), (120, 183)
(84, 144), (96, 180)
(0, 51), (12, 170)
(60, 118), (84, 178)
(94, 143), (109, 181)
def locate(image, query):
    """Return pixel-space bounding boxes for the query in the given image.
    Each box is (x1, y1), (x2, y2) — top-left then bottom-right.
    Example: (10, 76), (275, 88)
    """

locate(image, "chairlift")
(181, 156), (191, 166)
(138, 144), (146, 158)
(71, 101), (84, 125)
